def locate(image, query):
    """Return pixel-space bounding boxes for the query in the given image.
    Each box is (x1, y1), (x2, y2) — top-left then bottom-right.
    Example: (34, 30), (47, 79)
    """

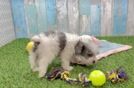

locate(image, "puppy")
(28, 31), (98, 78)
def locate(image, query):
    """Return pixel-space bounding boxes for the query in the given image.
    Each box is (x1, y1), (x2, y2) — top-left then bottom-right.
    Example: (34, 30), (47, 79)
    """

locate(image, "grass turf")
(0, 37), (134, 88)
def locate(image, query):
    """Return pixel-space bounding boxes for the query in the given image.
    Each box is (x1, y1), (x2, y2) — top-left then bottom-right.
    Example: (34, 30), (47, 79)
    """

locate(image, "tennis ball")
(26, 41), (34, 52)
(88, 70), (106, 86)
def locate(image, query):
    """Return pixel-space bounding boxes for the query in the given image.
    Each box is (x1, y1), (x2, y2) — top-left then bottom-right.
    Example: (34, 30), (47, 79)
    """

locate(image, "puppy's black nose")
(92, 60), (95, 64)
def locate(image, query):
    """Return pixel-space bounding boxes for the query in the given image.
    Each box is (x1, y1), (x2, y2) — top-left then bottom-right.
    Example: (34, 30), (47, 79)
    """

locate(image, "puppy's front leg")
(29, 53), (38, 72)
(61, 54), (73, 71)
(38, 55), (55, 78)
(38, 58), (49, 78)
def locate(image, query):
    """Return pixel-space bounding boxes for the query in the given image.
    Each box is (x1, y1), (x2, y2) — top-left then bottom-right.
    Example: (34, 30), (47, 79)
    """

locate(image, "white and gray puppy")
(28, 31), (98, 78)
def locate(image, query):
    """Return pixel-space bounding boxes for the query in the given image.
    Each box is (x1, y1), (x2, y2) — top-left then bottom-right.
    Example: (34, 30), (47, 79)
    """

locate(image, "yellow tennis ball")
(26, 41), (34, 52)
(88, 70), (106, 86)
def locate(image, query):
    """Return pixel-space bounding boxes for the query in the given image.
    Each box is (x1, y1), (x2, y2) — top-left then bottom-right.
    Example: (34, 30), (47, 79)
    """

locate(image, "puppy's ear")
(75, 41), (85, 54)
(31, 35), (40, 43)
(31, 36), (41, 52)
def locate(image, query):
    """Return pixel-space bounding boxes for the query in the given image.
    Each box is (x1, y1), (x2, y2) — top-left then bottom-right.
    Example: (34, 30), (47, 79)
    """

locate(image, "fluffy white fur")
(71, 35), (99, 65)
(28, 32), (98, 78)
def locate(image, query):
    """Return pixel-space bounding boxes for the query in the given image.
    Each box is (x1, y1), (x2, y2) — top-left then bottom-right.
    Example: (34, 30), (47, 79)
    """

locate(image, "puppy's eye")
(34, 42), (40, 47)
(81, 46), (85, 53)
(87, 53), (93, 57)
(35, 42), (40, 45)
(92, 60), (96, 64)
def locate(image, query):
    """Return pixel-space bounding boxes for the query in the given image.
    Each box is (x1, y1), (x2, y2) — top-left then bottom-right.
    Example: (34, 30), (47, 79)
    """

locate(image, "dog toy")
(46, 68), (90, 87)
(60, 71), (78, 84)
(46, 67), (63, 80)
(77, 73), (90, 87)
(26, 41), (34, 52)
(88, 70), (106, 86)
(46, 67), (128, 87)
(61, 72), (90, 87)
(107, 67), (128, 83)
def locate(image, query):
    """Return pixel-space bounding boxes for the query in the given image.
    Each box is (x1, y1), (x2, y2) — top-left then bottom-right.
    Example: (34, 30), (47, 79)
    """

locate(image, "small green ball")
(88, 70), (106, 86)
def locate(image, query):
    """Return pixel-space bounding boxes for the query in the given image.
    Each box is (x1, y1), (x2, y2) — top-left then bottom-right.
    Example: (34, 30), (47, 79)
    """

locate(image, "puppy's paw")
(64, 66), (73, 71)
(38, 72), (46, 78)
(32, 67), (38, 72)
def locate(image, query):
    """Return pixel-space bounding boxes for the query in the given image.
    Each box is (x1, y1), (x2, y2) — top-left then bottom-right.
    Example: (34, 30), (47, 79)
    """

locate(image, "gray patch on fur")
(75, 41), (94, 59)
(33, 42), (40, 52)
(57, 32), (66, 52)
(44, 31), (66, 54)
(44, 31), (55, 36)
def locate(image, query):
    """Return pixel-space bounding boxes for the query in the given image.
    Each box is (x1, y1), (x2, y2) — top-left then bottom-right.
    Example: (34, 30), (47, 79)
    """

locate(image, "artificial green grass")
(0, 37), (134, 88)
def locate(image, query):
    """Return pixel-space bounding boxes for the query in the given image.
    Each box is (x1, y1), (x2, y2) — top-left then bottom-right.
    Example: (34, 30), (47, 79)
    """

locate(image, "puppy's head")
(31, 35), (41, 43)
(29, 35), (41, 52)
(73, 36), (99, 65)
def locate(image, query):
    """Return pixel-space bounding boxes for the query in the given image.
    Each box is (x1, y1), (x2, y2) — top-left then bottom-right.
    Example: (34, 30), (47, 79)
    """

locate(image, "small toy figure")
(107, 67), (128, 83)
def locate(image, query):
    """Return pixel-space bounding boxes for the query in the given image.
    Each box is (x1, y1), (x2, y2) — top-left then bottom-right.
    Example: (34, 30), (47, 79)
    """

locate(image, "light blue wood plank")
(46, 0), (57, 29)
(79, 15), (90, 35)
(79, 0), (90, 15)
(101, 0), (113, 36)
(91, 0), (100, 5)
(90, 5), (101, 36)
(68, 0), (80, 34)
(113, 0), (128, 35)
(121, 0), (128, 35)
(126, 0), (134, 35)
(24, 0), (38, 37)
(36, 0), (48, 32)
(79, 0), (90, 35)
(11, 0), (27, 38)
(56, 0), (68, 32)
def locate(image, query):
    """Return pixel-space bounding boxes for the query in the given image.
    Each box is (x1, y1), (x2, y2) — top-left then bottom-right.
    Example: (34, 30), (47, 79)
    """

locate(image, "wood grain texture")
(56, 0), (68, 32)
(90, 5), (101, 36)
(91, 0), (100, 5)
(101, 0), (113, 36)
(113, 0), (128, 35)
(11, 0), (27, 38)
(10, 0), (133, 37)
(80, 15), (90, 35)
(24, 0), (38, 37)
(36, 0), (48, 32)
(0, 0), (15, 47)
(46, 0), (57, 30)
(79, 0), (90, 35)
(126, 0), (134, 35)
(68, 0), (80, 34)
(79, 0), (90, 15)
